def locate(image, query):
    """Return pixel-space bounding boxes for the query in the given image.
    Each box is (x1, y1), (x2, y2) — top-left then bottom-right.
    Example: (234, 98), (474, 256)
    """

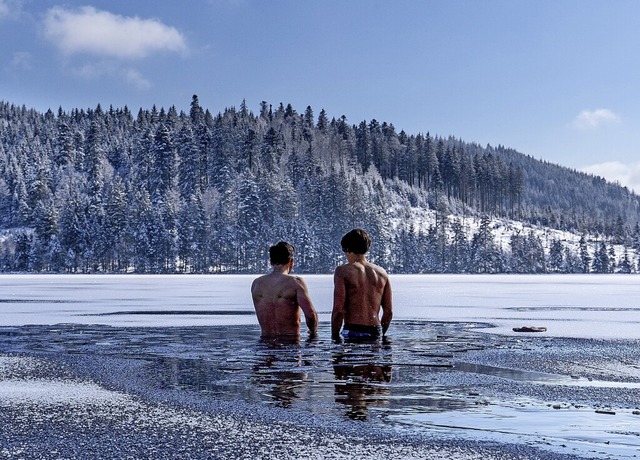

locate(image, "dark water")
(3, 320), (640, 459)
(0, 321), (510, 421)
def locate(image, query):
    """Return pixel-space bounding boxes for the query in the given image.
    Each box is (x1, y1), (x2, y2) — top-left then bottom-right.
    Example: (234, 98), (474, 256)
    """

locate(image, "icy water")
(1, 274), (640, 459)
(0, 321), (498, 418)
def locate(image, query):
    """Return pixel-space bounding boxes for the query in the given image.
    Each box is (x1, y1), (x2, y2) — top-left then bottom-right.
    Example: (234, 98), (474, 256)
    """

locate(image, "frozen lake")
(1, 274), (640, 459)
(1, 273), (640, 339)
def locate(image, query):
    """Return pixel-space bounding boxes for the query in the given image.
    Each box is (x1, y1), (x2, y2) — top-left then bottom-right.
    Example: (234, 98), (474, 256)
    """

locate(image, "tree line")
(0, 97), (639, 273)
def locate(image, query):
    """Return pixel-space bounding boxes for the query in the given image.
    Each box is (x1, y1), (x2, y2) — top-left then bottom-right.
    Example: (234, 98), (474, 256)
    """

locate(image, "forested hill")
(0, 97), (639, 274)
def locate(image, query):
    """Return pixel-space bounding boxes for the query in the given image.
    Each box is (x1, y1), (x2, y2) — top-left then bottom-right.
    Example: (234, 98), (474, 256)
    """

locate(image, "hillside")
(0, 97), (638, 274)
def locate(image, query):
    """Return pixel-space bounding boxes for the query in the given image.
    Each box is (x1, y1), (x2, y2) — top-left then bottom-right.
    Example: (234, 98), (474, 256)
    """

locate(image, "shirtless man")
(251, 241), (318, 338)
(331, 229), (393, 340)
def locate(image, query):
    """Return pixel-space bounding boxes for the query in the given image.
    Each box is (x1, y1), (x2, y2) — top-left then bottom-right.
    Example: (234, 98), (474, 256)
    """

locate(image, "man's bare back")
(251, 242), (318, 338)
(332, 229), (393, 339)
(252, 272), (317, 337)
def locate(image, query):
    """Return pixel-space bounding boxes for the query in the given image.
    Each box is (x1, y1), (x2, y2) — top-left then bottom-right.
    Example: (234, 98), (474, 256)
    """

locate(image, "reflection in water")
(154, 356), (231, 395)
(2, 314), (639, 455)
(333, 339), (393, 420)
(252, 337), (309, 408)
(333, 362), (392, 420)
(0, 321), (512, 423)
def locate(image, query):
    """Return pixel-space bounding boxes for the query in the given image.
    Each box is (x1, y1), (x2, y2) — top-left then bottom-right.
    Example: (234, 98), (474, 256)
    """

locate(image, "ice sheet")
(0, 274), (638, 339)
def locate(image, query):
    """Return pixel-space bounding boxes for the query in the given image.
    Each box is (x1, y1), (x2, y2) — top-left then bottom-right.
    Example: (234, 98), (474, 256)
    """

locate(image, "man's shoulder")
(290, 274), (309, 288)
(334, 263), (352, 276)
(252, 273), (269, 284)
(252, 272), (283, 287)
(365, 261), (387, 273)
(365, 262), (390, 281)
(251, 274), (269, 293)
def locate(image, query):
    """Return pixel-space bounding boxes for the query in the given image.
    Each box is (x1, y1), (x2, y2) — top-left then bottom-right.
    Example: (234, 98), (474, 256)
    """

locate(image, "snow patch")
(0, 379), (130, 405)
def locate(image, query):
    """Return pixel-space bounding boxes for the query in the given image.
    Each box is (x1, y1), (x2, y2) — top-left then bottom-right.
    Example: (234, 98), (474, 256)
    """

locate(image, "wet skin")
(332, 252), (393, 339)
(251, 260), (318, 338)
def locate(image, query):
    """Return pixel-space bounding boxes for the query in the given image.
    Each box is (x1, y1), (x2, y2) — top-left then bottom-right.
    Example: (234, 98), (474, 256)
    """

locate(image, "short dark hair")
(341, 229), (371, 255)
(269, 241), (295, 265)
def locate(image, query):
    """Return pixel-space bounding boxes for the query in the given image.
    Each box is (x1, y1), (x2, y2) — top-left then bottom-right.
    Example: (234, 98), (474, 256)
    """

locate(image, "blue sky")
(2, 0), (640, 191)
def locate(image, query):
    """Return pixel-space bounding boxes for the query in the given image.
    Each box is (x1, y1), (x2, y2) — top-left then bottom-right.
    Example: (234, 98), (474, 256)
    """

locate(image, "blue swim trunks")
(341, 323), (382, 339)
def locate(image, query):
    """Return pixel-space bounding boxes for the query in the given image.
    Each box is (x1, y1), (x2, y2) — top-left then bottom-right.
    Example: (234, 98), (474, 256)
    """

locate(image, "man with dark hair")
(251, 242), (318, 338)
(332, 229), (393, 340)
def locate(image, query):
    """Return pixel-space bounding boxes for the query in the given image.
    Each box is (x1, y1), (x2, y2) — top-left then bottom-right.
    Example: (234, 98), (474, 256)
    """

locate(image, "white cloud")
(10, 51), (31, 70)
(0, 0), (23, 19)
(73, 62), (151, 91)
(123, 68), (152, 91)
(43, 6), (187, 59)
(0, 0), (9, 18)
(74, 62), (105, 79)
(582, 161), (640, 192)
(572, 109), (620, 130)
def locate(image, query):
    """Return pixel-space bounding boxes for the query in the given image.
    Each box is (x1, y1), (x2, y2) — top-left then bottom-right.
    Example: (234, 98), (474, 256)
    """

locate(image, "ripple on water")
(1, 321), (639, 459)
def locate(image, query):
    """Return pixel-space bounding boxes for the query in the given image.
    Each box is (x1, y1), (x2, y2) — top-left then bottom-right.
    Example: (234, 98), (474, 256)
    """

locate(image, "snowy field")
(1, 274), (640, 459)
(1, 273), (639, 339)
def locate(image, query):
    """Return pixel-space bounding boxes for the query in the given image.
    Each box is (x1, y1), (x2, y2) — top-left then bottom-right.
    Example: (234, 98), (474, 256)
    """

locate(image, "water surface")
(2, 274), (640, 459)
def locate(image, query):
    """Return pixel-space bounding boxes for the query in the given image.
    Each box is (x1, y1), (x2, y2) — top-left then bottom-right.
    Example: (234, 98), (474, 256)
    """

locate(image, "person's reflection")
(251, 336), (309, 408)
(156, 356), (214, 392)
(333, 342), (392, 420)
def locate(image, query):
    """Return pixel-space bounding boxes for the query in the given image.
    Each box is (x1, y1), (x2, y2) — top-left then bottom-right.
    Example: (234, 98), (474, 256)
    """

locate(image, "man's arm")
(250, 278), (259, 306)
(380, 277), (393, 335)
(295, 277), (318, 336)
(331, 268), (346, 339)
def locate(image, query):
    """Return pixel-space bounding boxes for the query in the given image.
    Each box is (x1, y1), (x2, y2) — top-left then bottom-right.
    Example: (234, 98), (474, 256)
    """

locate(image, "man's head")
(269, 241), (295, 266)
(341, 229), (371, 255)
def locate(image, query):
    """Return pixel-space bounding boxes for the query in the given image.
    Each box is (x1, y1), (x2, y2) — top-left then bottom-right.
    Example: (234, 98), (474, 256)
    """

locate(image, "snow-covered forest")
(1, 96), (639, 274)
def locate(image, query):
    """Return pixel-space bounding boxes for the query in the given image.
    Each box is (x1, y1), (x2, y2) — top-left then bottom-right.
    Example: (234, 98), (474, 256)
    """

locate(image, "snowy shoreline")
(1, 321), (639, 459)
